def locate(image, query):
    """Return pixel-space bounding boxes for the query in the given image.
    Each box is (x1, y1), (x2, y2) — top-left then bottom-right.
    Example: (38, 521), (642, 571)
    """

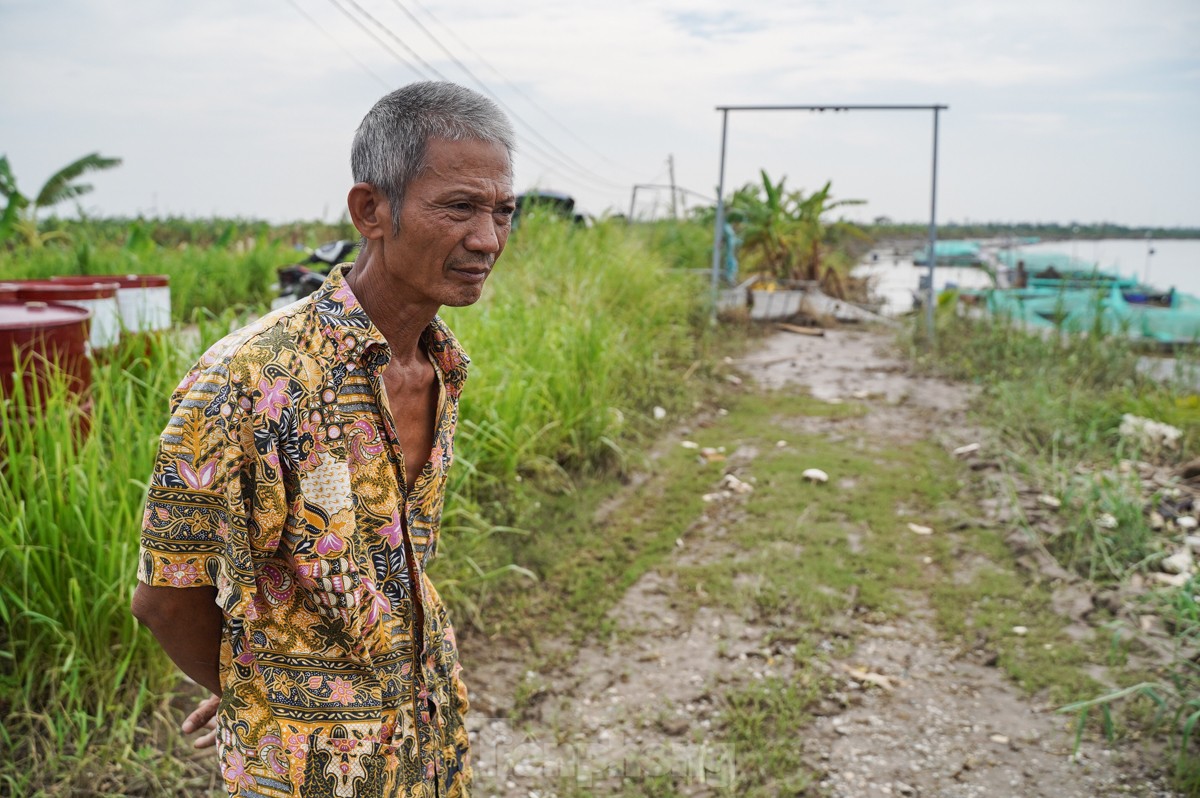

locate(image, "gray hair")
(351, 81), (516, 234)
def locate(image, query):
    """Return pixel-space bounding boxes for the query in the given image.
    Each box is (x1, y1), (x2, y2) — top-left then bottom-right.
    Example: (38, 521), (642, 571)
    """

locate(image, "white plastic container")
(53, 274), (171, 333)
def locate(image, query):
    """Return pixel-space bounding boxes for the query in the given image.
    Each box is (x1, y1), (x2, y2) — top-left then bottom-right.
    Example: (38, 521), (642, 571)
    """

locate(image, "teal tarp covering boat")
(913, 241), (983, 266)
(978, 252), (1200, 345)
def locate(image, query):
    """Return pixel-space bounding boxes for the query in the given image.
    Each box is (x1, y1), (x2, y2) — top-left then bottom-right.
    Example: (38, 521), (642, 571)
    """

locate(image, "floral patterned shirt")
(138, 264), (472, 797)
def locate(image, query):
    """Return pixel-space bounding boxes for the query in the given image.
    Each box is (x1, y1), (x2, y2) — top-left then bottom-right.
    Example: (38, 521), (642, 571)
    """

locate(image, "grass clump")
(0, 316), (238, 794)
(909, 306), (1200, 790)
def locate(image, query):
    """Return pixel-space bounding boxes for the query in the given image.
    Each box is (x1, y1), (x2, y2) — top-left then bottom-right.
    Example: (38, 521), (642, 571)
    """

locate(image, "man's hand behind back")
(182, 693), (220, 749)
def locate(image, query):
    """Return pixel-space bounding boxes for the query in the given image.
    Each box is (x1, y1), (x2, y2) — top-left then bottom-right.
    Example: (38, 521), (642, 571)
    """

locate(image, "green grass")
(0, 215), (714, 795)
(909, 304), (1200, 792)
(0, 315), (238, 794)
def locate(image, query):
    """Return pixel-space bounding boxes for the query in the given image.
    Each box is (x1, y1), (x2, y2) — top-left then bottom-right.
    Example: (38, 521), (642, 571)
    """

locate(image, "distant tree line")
(864, 220), (1200, 240)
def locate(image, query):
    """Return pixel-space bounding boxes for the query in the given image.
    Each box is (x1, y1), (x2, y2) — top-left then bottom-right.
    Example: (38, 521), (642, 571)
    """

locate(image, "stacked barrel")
(0, 275), (170, 433)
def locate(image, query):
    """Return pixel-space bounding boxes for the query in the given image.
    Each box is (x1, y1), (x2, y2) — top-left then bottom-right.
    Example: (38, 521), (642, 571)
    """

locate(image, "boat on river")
(971, 252), (1200, 346)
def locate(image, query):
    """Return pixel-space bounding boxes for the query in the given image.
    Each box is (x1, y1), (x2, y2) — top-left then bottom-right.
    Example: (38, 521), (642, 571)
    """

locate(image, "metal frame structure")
(709, 104), (947, 335)
(628, 184), (716, 221)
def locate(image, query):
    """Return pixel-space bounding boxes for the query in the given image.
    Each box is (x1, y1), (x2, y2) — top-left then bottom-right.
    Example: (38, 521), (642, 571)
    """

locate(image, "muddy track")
(462, 328), (1179, 798)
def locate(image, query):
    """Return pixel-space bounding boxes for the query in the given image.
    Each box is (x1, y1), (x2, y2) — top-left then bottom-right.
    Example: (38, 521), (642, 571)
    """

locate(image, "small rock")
(1179, 516), (1199, 530)
(1152, 572), (1189, 588)
(990, 733), (1010, 744)
(776, 440), (788, 448)
(653, 406), (667, 420)
(720, 473), (754, 494)
(725, 374), (743, 386)
(1096, 513), (1119, 530)
(907, 523), (933, 536)
(680, 440), (699, 450)
(1037, 494), (1062, 509)
(1150, 511), (1166, 530)
(1186, 535), (1200, 554)
(895, 783), (916, 797)
(1119, 413), (1182, 452)
(1012, 626), (1029, 636)
(717, 407), (729, 416)
(803, 468), (829, 483)
(1162, 551), (1194, 575)
(953, 442), (981, 457)
(658, 716), (690, 736)
(699, 447), (726, 463)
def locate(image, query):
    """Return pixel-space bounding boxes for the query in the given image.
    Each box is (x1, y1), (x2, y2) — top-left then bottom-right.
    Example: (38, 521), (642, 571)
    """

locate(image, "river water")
(855, 238), (1200, 316)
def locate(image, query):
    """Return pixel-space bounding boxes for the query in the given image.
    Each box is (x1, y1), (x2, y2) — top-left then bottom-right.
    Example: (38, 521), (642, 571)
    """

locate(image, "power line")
(283, 0), (391, 89)
(322, 0), (427, 80)
(337, 0), (450, 81)
(406, 0), (635, 177)
(382, 0), (628, 188)
(328, 0), (628, 193)
(311, 0), (628, 195)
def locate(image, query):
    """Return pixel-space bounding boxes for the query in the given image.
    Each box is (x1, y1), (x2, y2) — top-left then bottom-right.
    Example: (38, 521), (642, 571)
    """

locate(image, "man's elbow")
(130, 582), (162, 629)
(131, 582), (218, 631)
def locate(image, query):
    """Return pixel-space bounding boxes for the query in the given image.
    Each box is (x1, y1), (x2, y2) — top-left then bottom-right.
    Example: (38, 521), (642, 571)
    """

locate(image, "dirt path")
(464, 328), (1178, 797)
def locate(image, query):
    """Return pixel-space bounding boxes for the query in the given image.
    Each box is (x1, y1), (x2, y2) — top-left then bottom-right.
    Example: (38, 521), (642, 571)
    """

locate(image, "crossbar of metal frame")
(708, 104), (948, 340)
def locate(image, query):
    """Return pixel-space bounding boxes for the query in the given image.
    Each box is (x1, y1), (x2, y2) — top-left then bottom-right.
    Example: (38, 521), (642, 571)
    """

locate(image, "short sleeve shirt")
(138, 264), (472, 797)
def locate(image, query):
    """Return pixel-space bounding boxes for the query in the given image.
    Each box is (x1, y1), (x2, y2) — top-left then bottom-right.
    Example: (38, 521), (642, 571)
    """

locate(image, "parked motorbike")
(271, 240), (358, 310)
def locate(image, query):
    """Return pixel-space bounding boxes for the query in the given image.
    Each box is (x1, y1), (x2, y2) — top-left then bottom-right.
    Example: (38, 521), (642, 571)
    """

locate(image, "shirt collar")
(312, 264), (470, 394)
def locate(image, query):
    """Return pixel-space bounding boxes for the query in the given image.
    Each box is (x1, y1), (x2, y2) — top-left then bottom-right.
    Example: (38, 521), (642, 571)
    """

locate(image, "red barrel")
(0, 283), (20, 304)
(14, 280), (121, 349)
(0, 301), (93, 409)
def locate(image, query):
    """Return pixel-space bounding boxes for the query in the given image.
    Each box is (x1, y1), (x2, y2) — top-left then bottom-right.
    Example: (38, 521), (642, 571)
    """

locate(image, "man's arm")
(131, 583), (223, 696)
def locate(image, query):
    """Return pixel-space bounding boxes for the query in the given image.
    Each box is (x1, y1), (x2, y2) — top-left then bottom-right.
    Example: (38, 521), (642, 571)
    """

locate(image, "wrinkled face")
(384, 137), (515, 310)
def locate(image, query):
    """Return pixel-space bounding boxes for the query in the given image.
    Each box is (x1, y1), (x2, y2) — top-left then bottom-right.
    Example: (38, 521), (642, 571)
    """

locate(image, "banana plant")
(0, 152), (122, 247)
(727, 170), (865, 293)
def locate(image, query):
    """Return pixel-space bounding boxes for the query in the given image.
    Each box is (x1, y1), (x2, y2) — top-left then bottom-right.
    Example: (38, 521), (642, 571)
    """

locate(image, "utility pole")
(667, 154), (678, 219)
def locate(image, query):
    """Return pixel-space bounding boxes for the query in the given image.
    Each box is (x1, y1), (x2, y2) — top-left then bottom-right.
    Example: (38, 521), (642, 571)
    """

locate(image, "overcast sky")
(2, 0), (1197, 227)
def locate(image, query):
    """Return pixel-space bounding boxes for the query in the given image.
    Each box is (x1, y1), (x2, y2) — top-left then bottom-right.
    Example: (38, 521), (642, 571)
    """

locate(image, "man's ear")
(347, 183), (391, 240)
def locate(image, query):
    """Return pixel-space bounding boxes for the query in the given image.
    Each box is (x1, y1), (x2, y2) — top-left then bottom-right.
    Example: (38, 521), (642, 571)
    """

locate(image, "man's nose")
(464, 212), (502, 254)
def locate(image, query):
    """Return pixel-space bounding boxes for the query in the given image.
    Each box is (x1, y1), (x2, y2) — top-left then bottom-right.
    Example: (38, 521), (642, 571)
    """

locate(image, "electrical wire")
(338, 0), (451, 81)
(383, 0), (631, 186)
(283, 0), (391, 89)
(406, 0), (635, 176)
(323, 0), (428, 80)
(305, 0), (629, 195)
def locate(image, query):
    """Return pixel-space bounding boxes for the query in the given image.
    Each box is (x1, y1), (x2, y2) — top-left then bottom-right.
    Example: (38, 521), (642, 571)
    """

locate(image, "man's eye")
(451, 202), (473, 212)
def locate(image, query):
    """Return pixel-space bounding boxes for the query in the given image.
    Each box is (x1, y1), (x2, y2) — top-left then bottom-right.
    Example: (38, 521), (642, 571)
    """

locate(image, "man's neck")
(343, 255), (438, 367)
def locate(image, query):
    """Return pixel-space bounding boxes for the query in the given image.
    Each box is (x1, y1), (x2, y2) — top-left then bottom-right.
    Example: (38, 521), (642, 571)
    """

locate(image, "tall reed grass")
(0, 214), (708, 794)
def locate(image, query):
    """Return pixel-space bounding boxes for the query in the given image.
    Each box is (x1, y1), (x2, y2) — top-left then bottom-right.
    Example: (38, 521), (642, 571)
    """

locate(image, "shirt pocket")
(286, 498), (368, 632)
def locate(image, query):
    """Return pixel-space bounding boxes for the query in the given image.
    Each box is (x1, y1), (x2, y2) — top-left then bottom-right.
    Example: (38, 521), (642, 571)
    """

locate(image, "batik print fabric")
(138, 265), (472, 798)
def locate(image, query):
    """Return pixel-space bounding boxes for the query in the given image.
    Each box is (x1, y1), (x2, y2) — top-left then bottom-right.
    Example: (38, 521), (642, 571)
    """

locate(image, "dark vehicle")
(514, 190), (587, 227)
(272, 240), (358, 310)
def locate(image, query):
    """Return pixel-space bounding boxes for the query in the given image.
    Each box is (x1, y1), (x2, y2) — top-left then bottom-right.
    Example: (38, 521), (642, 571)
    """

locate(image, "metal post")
(924, 107), (940, 341)
(1144, 231), (1154, 284)
(710, 109), (730, 324)
(627, 185), (639, 224)
(668, 154), (678, 219)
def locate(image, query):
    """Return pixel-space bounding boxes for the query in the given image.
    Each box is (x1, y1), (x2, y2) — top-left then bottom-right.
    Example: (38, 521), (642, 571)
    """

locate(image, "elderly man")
(131, 81), (515, 798)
